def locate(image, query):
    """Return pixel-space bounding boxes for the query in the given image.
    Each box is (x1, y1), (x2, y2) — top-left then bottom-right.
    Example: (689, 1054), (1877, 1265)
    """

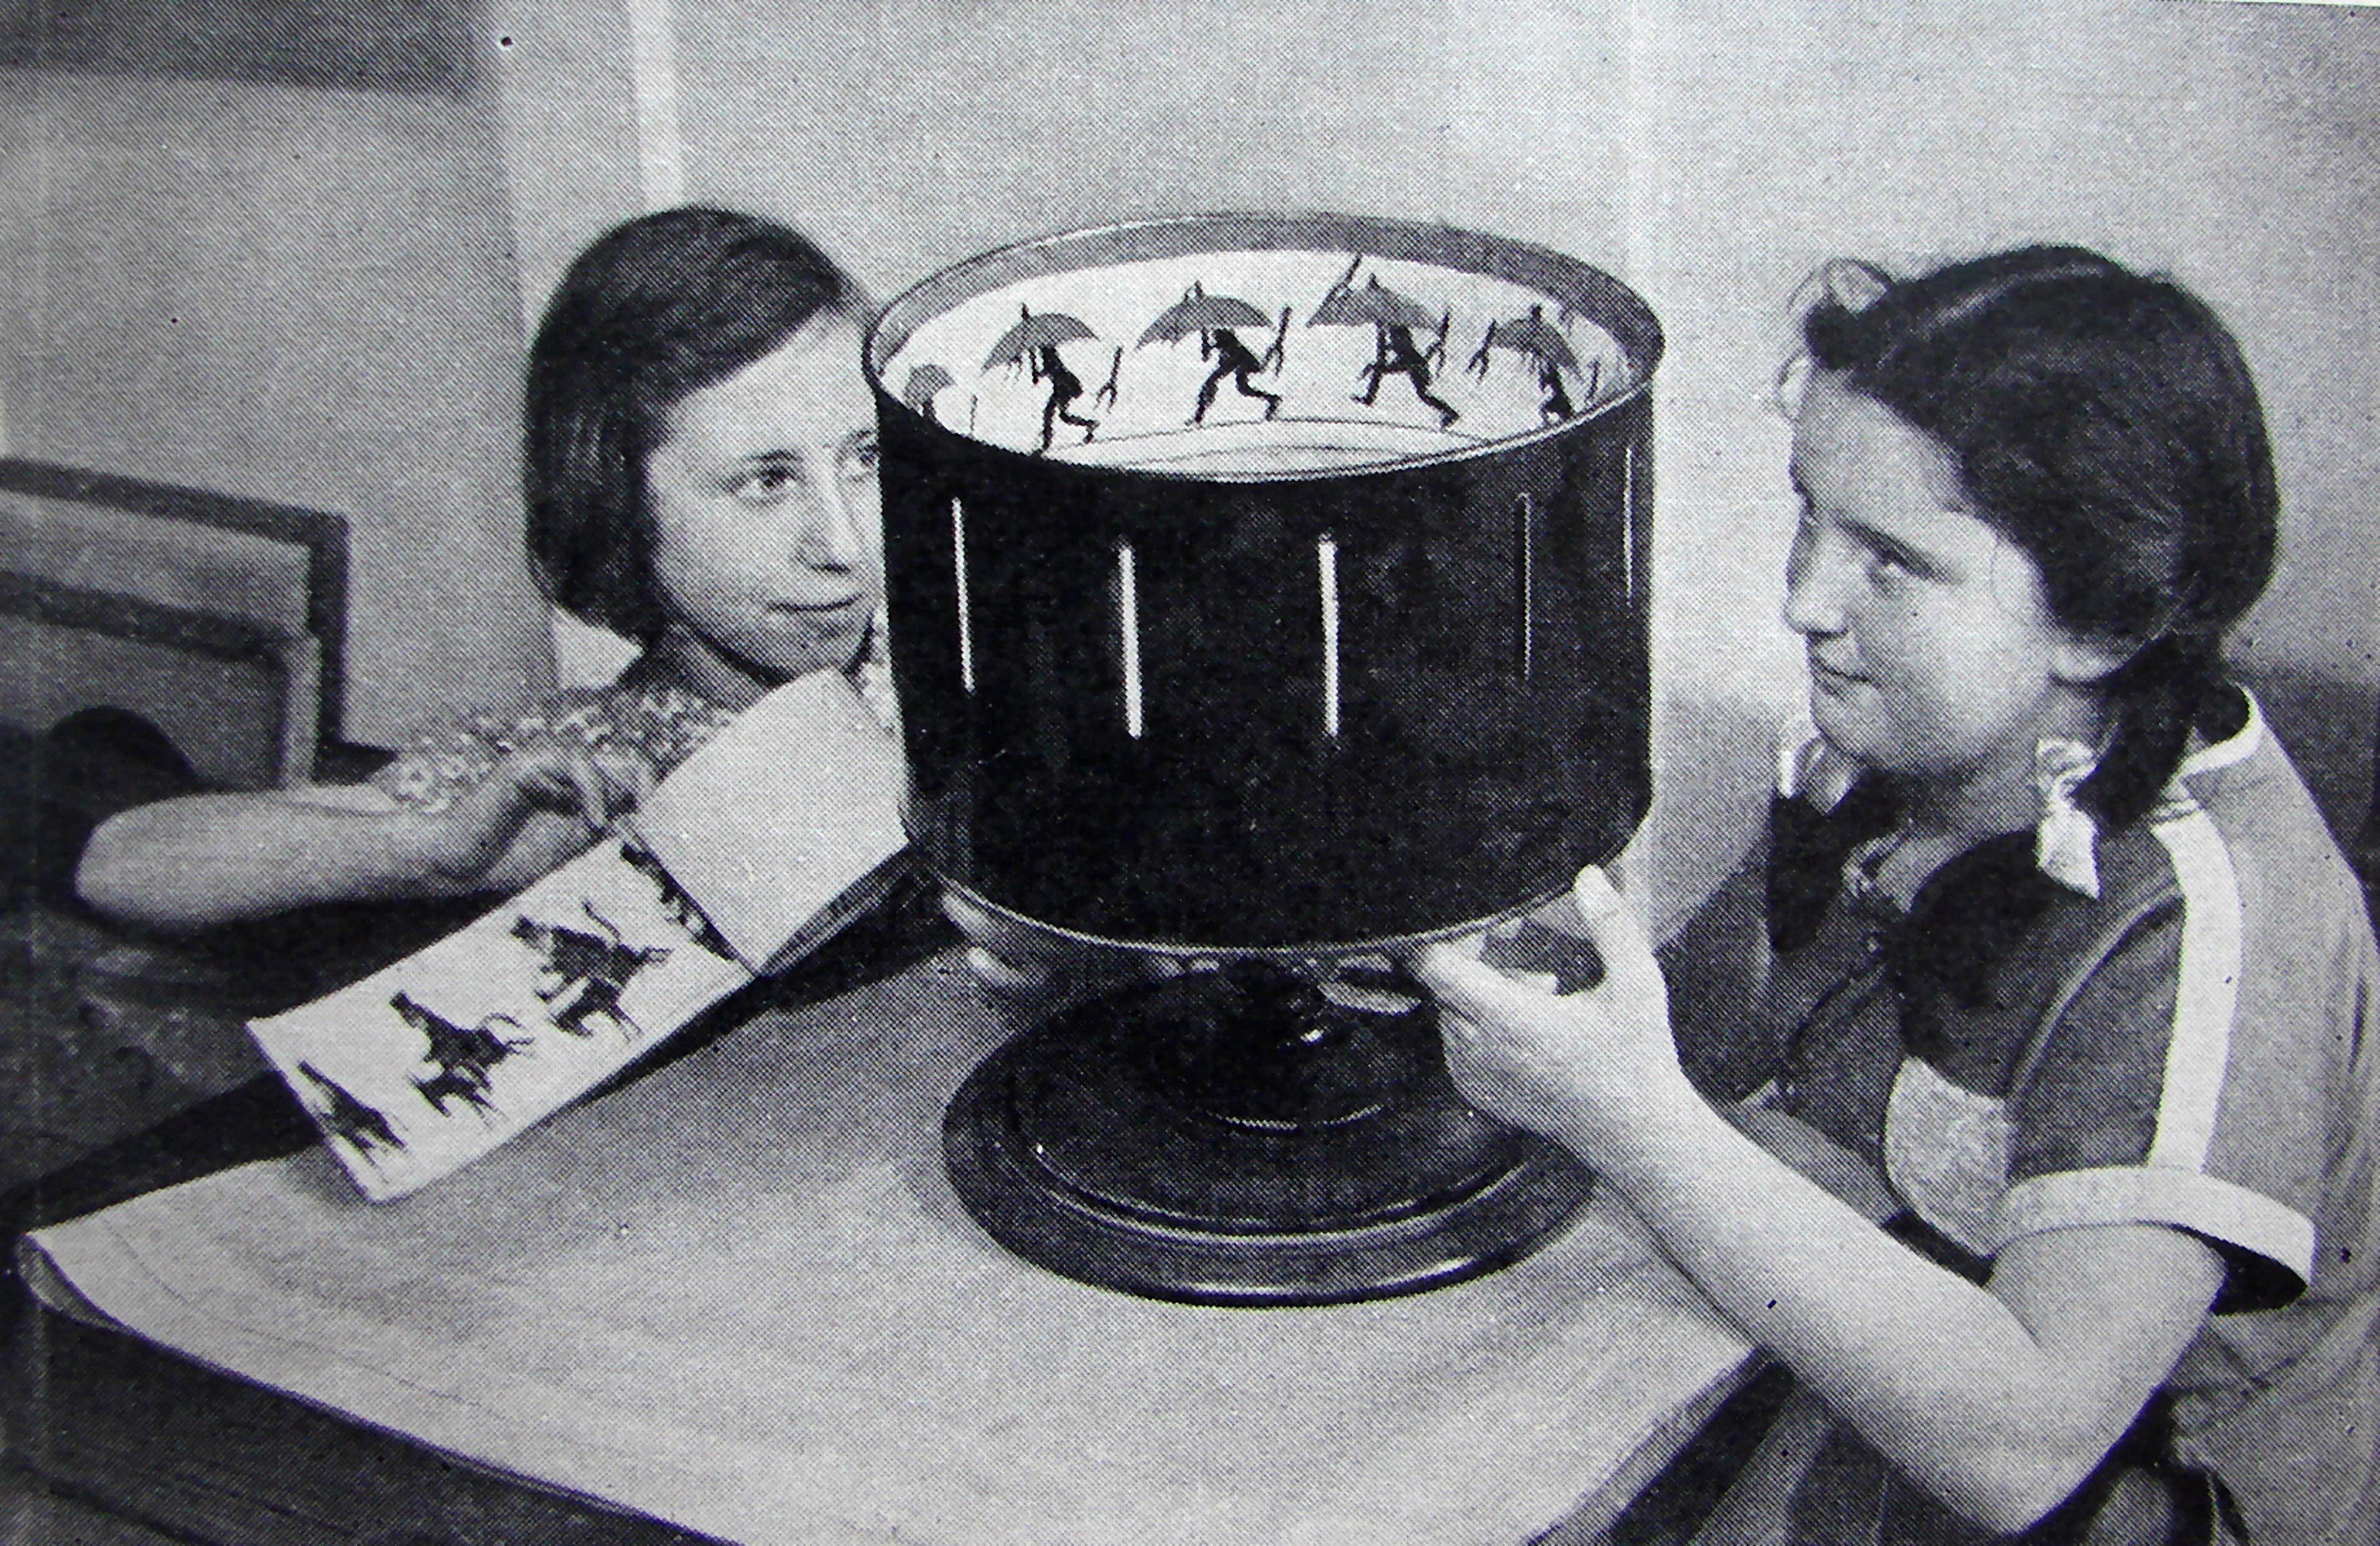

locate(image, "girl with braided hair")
(1418, 247), (2378, 1546)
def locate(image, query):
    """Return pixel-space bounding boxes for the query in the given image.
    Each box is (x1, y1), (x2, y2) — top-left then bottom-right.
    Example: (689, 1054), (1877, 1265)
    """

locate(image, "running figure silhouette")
(1536, 358), (1575, 424)
(1033, 345), (1098, 453)
(1357, 323), (1459, 428)
(1192, 328), (1282, 424)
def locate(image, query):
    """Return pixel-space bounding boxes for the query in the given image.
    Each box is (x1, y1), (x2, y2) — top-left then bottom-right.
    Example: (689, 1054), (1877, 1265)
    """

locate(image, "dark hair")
(1798, 246), (2278, 830)
(524, 207), (862, 643)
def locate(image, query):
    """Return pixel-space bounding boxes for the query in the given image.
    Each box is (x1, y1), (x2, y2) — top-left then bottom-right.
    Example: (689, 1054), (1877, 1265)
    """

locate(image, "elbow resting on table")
(73, 795), (347, 934)
(72, 802), (280, 935)
(1877, 1302), (2215, 1535)
(1936, 1416), (2123, 1537)
(74, 807), (168, 927)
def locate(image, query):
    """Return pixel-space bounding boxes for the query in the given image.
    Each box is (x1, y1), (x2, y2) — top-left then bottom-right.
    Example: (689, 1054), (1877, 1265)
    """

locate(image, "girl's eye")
(1863, 543), (1924, 585)
(730, 464), (802, 504)
(840, 439), (881, 483)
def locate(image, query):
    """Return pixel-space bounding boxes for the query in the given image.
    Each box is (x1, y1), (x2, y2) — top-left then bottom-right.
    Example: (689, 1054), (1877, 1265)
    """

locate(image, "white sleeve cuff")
(1995, 1165), (2315, 1286)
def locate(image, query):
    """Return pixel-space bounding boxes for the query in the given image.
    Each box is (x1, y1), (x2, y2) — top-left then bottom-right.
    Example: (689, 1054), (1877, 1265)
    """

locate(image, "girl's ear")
(2049, 628), (2133, 687)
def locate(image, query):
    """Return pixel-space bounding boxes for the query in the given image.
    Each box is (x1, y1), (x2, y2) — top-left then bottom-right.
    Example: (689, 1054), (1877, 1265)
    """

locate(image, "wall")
(0, 18), (556, 749)
(666, 0), (1634, 313)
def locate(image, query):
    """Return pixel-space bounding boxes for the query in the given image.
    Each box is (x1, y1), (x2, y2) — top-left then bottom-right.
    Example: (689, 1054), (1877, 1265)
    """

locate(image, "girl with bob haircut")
(80, 207), (889, 932)
(1416, 247), (2379, 1546)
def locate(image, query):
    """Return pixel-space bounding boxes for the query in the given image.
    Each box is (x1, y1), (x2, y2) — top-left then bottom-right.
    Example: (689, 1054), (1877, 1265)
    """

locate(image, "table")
(3, 899), (1757, 1546)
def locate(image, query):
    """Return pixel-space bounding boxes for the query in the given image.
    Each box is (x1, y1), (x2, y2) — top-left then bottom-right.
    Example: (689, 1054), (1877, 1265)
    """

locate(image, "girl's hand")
(1410, 868), (1693, 1153)
(415, 743), (656, 891)
(941, 891), (1180, 1016)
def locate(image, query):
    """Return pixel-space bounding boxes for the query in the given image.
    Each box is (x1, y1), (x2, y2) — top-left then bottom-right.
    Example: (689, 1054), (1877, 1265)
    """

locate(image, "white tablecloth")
(29, 955), (1752, 1546)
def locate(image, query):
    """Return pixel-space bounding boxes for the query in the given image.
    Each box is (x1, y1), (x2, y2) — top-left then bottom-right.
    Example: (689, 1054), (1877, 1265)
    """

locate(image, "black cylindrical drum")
(868, 214), (1659, 952)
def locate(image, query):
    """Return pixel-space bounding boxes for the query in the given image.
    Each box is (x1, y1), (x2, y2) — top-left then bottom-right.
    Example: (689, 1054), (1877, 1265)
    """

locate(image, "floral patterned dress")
(371, 681), (737, 815)
(370, 632), (896, 815)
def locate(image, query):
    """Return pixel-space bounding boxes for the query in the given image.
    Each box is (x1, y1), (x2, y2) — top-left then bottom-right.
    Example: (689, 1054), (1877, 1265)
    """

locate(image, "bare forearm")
(1575, 1090), (2200, 1531)
(1419, 888), (2221, 1535)
(77, 792), (477, 931)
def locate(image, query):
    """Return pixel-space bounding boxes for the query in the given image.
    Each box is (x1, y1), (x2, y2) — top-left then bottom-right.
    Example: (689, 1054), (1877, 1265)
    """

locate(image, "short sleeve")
(369, 687), (734, 815)
(2000, 902), (2319, 1311)
(370, 708), (520, 813)
(2006, 905), (2179, 1180)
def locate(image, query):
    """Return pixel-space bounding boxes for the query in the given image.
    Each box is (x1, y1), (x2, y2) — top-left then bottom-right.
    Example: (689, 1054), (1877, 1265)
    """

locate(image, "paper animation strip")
(250, 671), (908, 1201)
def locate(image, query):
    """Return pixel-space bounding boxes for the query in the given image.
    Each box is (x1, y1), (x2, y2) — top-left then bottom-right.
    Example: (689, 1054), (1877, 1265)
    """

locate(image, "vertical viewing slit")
(1118, 539), (1143, 738)
(1622, 443), (1637, 602)
(1515, 493), (1534, 679)
(1318, 534), (1341, 738)
(952, 497), (975, 694)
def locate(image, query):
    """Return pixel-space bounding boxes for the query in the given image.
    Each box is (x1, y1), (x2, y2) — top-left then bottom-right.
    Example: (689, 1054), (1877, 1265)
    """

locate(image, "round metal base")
(943, 965), (1593, 1306)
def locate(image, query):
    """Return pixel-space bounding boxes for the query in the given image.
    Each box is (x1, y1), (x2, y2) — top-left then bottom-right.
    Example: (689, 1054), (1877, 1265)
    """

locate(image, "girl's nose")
(1781, 531), (1847, 637)
(795, 478), (866, 571)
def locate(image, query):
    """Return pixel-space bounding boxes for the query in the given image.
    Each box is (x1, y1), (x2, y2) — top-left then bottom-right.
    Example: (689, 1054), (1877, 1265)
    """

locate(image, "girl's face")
(642, 315), (882, 705)
(1783, 373), (2113, 800)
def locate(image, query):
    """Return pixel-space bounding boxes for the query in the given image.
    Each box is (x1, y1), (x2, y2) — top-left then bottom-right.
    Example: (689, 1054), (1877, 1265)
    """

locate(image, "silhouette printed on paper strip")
(1535, 359), (1576, 423)
(1137, 283), (1287, 424)
(983, 304), (1101, 453)
(390, 992), (530, 1103)
(412, 1063), (501, 1120)
(1466, 303), (1587, 425)
(1356, 323), (1458, 427)
(299, 1061), (404, 1164)
(1197, 328), (1279, 423)
(901, 364), (954, 424)
(620, 839), (737, 960)
(1031, 347), (1098, 451)
(1309, 263), (1458, 428)
(510, 900), (670, 1040)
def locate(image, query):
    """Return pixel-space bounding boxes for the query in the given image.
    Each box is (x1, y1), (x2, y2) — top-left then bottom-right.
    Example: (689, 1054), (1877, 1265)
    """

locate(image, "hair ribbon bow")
(2033, 738), (2103, 898)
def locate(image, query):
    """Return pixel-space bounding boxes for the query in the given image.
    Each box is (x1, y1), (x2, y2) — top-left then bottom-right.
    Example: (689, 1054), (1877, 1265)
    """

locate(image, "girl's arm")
(77, 744), (652, 933)
(1413, 873), (2225, 1536)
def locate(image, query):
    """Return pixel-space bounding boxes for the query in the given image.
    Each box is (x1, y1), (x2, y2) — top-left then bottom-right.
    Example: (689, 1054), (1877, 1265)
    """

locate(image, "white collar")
(2177, 686), (2264, 781)
(1772, 718), (2107, 899)
(1776, 689), (2264, 904)
(2037, 689), (2265, 896)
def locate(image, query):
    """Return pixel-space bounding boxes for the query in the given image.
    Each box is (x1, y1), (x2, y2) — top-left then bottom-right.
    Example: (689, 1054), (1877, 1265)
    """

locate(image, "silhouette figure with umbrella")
(1138, 282), (1288, 424)
(901, 364), (955, 424)
(1309, 262), (1458, 428)
(1467, 303), (1587, 424)
(985, 303), (1101, 452)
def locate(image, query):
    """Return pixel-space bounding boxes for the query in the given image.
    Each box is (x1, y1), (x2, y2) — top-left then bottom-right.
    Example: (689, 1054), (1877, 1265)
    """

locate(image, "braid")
(2079, 637), (2236, 831)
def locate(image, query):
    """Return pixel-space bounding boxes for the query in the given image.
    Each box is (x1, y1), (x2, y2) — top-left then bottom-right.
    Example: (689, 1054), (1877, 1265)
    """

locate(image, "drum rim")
(865, 210), (1664, 487)
(932, 870), (1614, 967)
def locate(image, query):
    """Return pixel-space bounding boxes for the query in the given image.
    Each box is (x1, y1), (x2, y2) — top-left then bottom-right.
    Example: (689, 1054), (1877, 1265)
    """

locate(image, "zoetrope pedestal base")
(942, 962), (1593, 1307)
